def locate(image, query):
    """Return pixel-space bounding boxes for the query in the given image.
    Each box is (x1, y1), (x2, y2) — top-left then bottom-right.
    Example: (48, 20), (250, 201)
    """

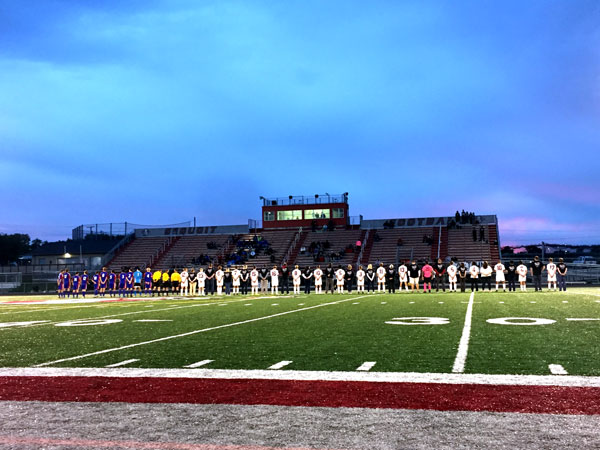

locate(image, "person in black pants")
(530, 256), (545, 292)
(386, 264), (396, 293)
(280, 263), (290, 294)
(345, 264), (354, 293)
(205, 264), (215, 295)
(458, 263), (467, 292)
(434, 259), (446, 292)
(303, 266), (313, 294)
(325, 264), (335, 294)
(223, 268), (232, 295)
(557, 258), (568, 291)
(366, 264), (375, 292)
(506, 261), (517, 291)
(240, 265), (249, 295)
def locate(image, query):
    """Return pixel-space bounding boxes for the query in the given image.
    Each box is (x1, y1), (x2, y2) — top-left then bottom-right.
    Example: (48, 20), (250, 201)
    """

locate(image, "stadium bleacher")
(105, 219), (500, 270)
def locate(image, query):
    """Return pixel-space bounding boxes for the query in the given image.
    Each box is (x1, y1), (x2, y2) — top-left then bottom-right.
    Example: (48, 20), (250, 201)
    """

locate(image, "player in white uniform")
(376, 263), (386, 292)
(469, 263), (479, 292)
(197, 268), (206, 296)
(270, 266), (279, 295)
(292, 265), (302, 295)
(494, 261), (506, 291)
(215, 266), (224, 295)
(516, 261), (528, 291)
(250, 267), (259, 295)
(398, 262), (409, 291)
(313, 266), (323, 294)
(231, 268), (241, 295)
(447, 263), (458, 292)
(335, 267), (345, 294)
(179, 268), (189, 296)
(546, 258), (557, 291)
(356, 266), (366, 293)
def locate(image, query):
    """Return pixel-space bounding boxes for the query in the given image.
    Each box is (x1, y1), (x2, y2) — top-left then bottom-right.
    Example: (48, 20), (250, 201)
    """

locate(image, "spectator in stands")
(472, 228), (477, 242)
(479, 226), (485, 242)
(327, 219), (335, 231)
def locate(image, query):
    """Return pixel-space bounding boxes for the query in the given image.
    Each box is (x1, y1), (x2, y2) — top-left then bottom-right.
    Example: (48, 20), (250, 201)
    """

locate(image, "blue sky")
(1, 0), (599, 244)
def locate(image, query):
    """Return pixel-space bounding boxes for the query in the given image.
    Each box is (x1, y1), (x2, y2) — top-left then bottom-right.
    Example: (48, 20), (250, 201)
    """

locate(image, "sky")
(1, 0), (599, 245)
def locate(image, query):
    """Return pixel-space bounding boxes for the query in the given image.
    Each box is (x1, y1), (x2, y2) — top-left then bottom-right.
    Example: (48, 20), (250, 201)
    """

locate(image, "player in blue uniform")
(133, 267), (143, 296)
(72, 273), (80, 298)
(81, 271), (89, 298)
(92, 272), (99, 297)
(62, 269), (71, 298)
(143, 267), (153, 296)
(99, 267), (109, 297)
(57, 270), (65, 298)
(108, 270), (117, 296)
(126, 268), (134, 296)
(118, 269), (127, 296)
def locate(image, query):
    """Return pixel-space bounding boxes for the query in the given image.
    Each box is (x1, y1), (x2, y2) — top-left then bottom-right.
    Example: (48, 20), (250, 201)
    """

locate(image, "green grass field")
(1, 288), (599, 375)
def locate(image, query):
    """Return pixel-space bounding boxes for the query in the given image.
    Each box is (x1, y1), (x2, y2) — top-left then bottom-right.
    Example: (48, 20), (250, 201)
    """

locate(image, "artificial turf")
(0, 288), (599, 375)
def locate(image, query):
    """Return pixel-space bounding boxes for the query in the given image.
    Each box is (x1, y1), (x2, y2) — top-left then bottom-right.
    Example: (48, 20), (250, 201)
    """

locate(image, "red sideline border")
(1, 376), (599, 415)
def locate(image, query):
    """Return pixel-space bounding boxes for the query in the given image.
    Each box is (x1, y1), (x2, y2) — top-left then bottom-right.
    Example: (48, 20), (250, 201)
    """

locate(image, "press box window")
(277, 210), (302, 221)
(263, 211), (275, 221)
(305, 209), (330, 220)
(332, 208), (345, 218)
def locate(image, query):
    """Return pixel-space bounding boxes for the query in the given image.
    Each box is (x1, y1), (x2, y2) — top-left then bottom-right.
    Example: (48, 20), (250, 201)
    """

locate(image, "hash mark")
(356, 361), (376, 371)
(105, 359), (139, 368)
(184, 359), (214, 368)
(268, 360), (293, 370)
(549, 364), (568, 375)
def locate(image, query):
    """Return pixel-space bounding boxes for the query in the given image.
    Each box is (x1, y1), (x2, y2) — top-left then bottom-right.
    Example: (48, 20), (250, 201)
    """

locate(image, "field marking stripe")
(105, 359), (139, 368)
(184, 360), (214, 368)
(549, 364), (568, 375)
(268, 361), (293, 370)
(34, 295), (372, 367)
(356, 362), (376, 372)
(452, 291), (475, 373)
(2, 367), (600, 387)
(1, 296), (264, 330)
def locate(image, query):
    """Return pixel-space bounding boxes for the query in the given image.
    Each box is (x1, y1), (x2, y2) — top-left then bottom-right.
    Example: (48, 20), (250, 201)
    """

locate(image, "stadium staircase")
(151, 236), (181, 269)
(153, 234), (230, 270)
(108, 236), (170, 270)
(430, 227), (449, 261)
(352, 229), (367, 265)
(358, 229), (374, 266)
(367, 228), (435, 265)
(285, 230), (308, 266)
(489, 224), (500, 261)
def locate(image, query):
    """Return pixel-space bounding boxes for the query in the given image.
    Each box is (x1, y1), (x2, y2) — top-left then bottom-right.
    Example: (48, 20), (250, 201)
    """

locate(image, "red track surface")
(1, 376), (599, 415)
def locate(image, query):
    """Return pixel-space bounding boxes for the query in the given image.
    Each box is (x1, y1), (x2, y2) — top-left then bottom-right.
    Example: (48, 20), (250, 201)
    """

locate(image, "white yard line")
(268, 361), (293, 370)
(356, 361), (376, 372)
(184, 360), (214, 368)
(452, 291), (475, 373)
(104, 359), (139, 368)
(3, 367), (600, 387)
(1, 296), (259, 331)
(549, 364), (568, 375)
(34, 295), (372, 367)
